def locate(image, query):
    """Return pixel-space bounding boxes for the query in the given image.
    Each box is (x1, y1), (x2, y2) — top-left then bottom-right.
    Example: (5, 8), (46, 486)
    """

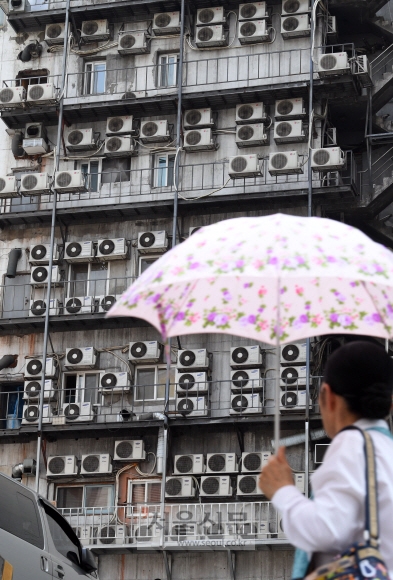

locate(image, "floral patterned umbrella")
(107, 213), (393, 445)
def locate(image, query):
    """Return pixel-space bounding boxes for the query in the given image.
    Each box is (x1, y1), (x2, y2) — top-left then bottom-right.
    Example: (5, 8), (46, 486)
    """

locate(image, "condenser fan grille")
(26, 359), (42, 375)
(116, 441), (133, 458)
(283, 17), (299, 31)
(26, 125), (40, 137)
(67, 348), (83, 364)
(276, 122), (293, 137)
(101, 373), (117, 388)
(0, 88), (15, 103)
(66, 298), (82, 314)
(155, 13), (171, 27)
(99, 527), (116, 544)
(24, 406), (39, 422)
(232, 347), (249, 364)
(243, 453), (261, 471)
(175, 456), (193, 473)
(232, 371), (249, 388)
(232, 395), (248, 412)
(64, 403), (80, 419)
(0, 178), (6, 192)
(83, 21), (99, 35)
(179, 351), (196, 367)
(198, 8), (215, 23)
(237, 104), (254, 120)
(281, 367), (298, 385)
(166, 478), (182, 495)
(238, 126), (254, 140)
(106, 137), (122, 152)
(130, 342), (147, 358)
(271, 154), (288, 169)
(313, 149), (330, 165)
(185, 131), (202, 146)
(31, 301), (46, 315)
(29, 86), (44, 100)
(56, 172), (72, 188)
(22, 175), (38, 190)
(142, 122), (158, 137)
(277, 100), (294, 116)
(240, 22), (256, 37)
(208, 454), (226, 472)
(230, 157), (248, 173)
(283, 0), (300, 13)
(32, 267), (48, 282)
(99, 240), (115, 254)
(240, 4), (257, 18)
(319, 54), (337, 71)
(197, 27), (214, 42)
(47, 24), (62, 38)
(108, 118), (124, 133)
(48, 456), (65, 474)
(281, 392), (297, 406)
(239, 476), (257, 494)
(178, 374), (196, 390)
(139, 232), (155, 247)
(68, 130), (84, 145)
(31, 245), (47, 260)
(83, 455), (100, 472)
(282, 344), (300, 361)
(120, 35), (136, 49)
(66, 242), (82, 256)
(178, 399), (194, 414)
(202, 477), (219, 494)
(25, 381), (41, 396)
(101, 296), (116, 311)
(185, 110), (202, 126)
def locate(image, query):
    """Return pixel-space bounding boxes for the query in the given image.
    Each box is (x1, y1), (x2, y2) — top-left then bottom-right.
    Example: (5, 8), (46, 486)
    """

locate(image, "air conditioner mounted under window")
(100, 371), (130, 393)
(129, 341), (162, 363)
(62, 401), (96, 422)
(137, 230), (168, 253)
(64, 296), (93, 315)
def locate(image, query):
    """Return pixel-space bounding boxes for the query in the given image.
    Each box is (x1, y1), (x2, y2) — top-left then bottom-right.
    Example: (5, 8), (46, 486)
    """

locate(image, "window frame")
(67, 261), (110, 298)
(84, 60), (106, 96)
(62, 371), (100, 405)
(138, 255), (160, 277)
(154, 153), (175, 188)
(56, 484), (115, 516)
(157, 53), (179, 88)
(134, 365), (176, 402)
(127, 479), (161, 515)
(76, 158), (102, 193)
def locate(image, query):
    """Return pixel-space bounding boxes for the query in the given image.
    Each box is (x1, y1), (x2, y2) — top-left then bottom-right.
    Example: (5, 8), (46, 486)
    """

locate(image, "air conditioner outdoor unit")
(176, 396), (208, 417)
(81, 453), (112, 475)
(241, 451), (271, 472)
(268, 151), (303, 175)
(0, 86), (25, 109)
(22, 138), (48, 155)
(64, 241), (94, 262)
(238, 20), (269, 44)
(30, 265), (61, 286)
(29, 299), (60, 317)
(100, 371), (130, 393)
(27, 84), (57, 105)
(282, 0), (310, 15)
(134, 523), (160, 544)
(239, 2), (268, 20)
(236, 102), (266, 125)
(174, 454), (205, 475)
(229, 155), (262, 178)
(129, 341), (162, 363)
(65, 347), (97, 369)
(236, 520), (269, 539)
(55, 171), (87, 193)
(294, 473), (305, 493)
(175, 370), (209, 394)
(106, 116), (133, 135)
(280, 365), (307, 388)
(280, 390), (309, 412)
(64, 296), (93, 315)
(230, 369), (263, 392)
(29, 243), (59, 265)
(9, 0), (25, 12)
(177, 349), (210, 370)
(274, 120), (306, 143)
(104, 136), (135, 157)
(230, 393), (263, 414)
(114, 440), (145, 461)
(66, 128), (97, 152)
(96, 525), (127, 546)
(189, 226), (203, 236)
(311, 147), (345, 172)
(277, 515), (286, 538)
(81, 19), (110, 42)
(206, 453), (237, 473)
(140, 120), (170, 144)
(197, 6), (226, 25)
(355, 55), (372, 87)
(97, 295), (119, 313)
(73, 526), (95, 547)
(281, 14), (310, 38)
(23, 379), (57, 401)
(165, 476), (196, 498)
(20, 173), (51, 196)
(63, 401), (96, 422)
(0, 175), (18, 198)
(22, 403), (52, 425)
(237, 474), (264, 495)
(281, 342), (307, 364)
(183, 128), (217, 151)
(230, 345), (264, 368)
(47, 455), (78, 476)
(236, 124), (268, 147)
(25, 357), (57, 379)
(118, 31), (150, 55)
(153, 12), (181, 35)
(183, 108), (214, 129)
(275, 98), (306, 119)
(97, 238), (127, 260)
(195, 25), (228, 48)
(25, 122), (47, 139)
(315, 443), (330, 464)
(45, 23), (66, 46)
(138, 230), (168, 253)
(200, 476), (233, 497)
(318, 53), (350, 77)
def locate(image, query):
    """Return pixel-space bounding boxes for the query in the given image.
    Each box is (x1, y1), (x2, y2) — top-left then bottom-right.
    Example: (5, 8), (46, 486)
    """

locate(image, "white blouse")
(272, 419), (393, 576)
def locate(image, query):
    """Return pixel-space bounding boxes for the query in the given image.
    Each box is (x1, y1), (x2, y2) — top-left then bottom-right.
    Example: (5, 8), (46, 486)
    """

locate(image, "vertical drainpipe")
(159, 0), (186, 549)
(35, 0), (71, 493)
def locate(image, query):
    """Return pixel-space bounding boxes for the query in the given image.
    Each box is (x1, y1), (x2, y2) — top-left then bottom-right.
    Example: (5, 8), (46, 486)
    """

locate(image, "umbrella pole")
(274, 276), (281, 453)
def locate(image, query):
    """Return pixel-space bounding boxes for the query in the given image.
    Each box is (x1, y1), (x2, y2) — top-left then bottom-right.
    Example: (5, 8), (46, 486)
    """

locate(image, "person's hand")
(258, 446), (295, 499)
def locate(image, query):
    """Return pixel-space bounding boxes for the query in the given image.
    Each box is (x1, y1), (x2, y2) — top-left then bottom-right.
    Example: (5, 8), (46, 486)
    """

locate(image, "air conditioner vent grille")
(32, 267), (48, 283)
(197, 27), (214, 42)
(56, 172), (72, 187)
(64, 403), (80, 420)
(116, 441), (133, 458)
(232, 370), (249, 388)
(178, 374), (196, 390)
(24, 405), (39, 422)
(178, 350), (196, 367)
(155, 13), (171, 27)
(25, 381), (41, 396)
(130, 342), (147, 358)
(166, 478), (182, 495)
(270, 153), (288, 170)
(239, 475), (257, 494)
(48, 456), (64, 474)
(66, 298), (82, 314)
(313, 149), (330, 165)
(175, 456), (193, 473)
(198, 8), (215, 23)
(68, 130), (84, 145)
(119, 34), (135, 49)
(66, 242), (82, 257)
(26, 125), (40, 137)
(282, 344), (300, 361)
(0, 178), (6, 192)
(26, 359), (42, 375)
(0, 89), (15, 103)
(142, 122), (158, 137)
(230, 157), (248, 173)
(243, 453), (261, 471)
(31, 301), (46, 316)
(22, 175), (38, 190)
(108, 117), (124, 133)
(283, 0), (300, 13)
(237, 104), (254, 120)
(281, 367), (299, 384)
(208, 454), (226, 472)
(281, 392), (297, 406)
(177, 398), (194, 414)
(66, 348), (83, 364)
(319, 54), (337, 71)
(276, 100), (293, 116)
(82, 455), (99, 472)
(240, 4), (257, 18)
(139, 232), (155, 248)
(185, 110), (202, 126)
(99, 526), (116, 544)
(106, 137), (122, 152)
(185, 131), (202, 146)
(283, 16), (299, 31)
(202, 477), (219, 494)
(240, 22), (256, 36)
(82, 21), (98, 35)
(100, 296), (116, 311)
(276, 122), (293, 137)
(29, 86), (44, 101)
(238, 126), (254, 140)
(47, 24), (62, 38)
(232, 395), (248, 411)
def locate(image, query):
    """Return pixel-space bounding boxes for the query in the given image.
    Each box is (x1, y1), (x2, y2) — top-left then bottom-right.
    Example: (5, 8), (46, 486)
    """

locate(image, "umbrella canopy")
(108, 214), (393, 343)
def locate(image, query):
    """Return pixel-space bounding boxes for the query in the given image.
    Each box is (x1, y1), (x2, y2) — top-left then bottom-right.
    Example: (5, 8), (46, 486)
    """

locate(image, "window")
(158, 54), (179, 87)
(102, 157), (131, 184)
(63, 372), (99, 405)
(42, 502), (80, 564)
(138, 256), (159, 277)
(84, 61), (106, 95)
(78, 159), (101, 192)
(127, 480), (161, 509)
(68, 262), (108, 297)
(154, 153), (175, 188)
(15, 69), (48, 92)
(57, 485), (114, 515)
(0, 383), (24, 429)
(134, 366), (176, 401)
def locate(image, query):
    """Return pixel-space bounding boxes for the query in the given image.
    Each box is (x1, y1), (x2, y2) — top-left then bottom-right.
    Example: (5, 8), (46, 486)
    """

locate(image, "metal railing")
(370, 43), (393, 84)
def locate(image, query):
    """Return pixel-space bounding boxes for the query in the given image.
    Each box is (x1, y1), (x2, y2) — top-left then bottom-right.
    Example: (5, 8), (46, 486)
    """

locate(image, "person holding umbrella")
(259, 341), (393, 579)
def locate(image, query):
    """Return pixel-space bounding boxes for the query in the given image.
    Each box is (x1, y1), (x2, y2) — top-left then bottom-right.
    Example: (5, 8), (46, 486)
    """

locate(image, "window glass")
(57, 487), (83, 510)
(69, 264), (88, 297)
(131, 483), (146, 504)
(84, 62), (106, 95)
(159, 54), (178, 87)
(135, 368), (155, 400)
(157, 368), (171, 399)
(156, 154), (175, 187)
(84, 374), (98, 404)
(44, 504), (80, 563)
(84, 486), (112, 508)
(64, 374), (77, 404)
(89, 262), (108, 296)
(139, 257), (158, 276)
(147, 483), (161, 503)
